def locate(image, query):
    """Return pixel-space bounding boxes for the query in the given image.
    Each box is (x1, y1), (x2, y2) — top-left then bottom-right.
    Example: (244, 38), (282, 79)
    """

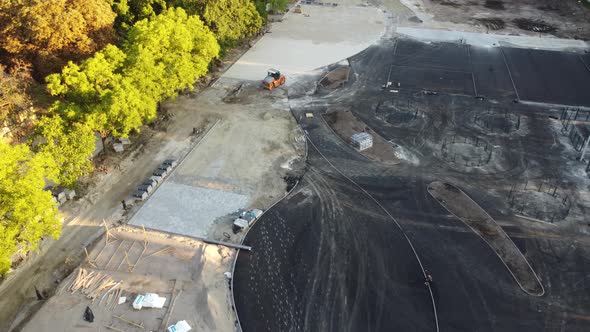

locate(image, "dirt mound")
(484, 0), (505, 10)
(475, 18), (505, 30)
(323, 110), (399, 165)
(319, 67), (350, 89)
(427, 181), (544, 296)
(513, 18), (556, 33)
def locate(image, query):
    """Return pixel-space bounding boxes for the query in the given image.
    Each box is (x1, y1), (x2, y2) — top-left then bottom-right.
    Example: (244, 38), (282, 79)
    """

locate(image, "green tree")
(200, 0), (262, 42)
(251, 0), (268, 22)
(268, 0), (288, 12)
(34, 116), (96, 188)
(46, 9), (218, 138)
(0, 0), (117, 79)
(46, 45), (157, 138)
(171, 0), (262, 42)
(109, 0), (167, 30)
(0, 140), (61, 277)
(124, 7), (220, 100)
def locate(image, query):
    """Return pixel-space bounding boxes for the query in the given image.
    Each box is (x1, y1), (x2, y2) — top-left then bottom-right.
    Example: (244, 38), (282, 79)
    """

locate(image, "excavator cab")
(262, 68), (286, 90)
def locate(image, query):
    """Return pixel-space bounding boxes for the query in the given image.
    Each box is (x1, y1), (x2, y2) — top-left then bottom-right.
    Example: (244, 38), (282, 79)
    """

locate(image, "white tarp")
(132, 293), (167, 310)
(167, 320), (192, 332)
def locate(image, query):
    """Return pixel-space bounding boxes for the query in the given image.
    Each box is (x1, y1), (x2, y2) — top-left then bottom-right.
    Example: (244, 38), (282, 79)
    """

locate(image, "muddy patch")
(484, 0), (505, 10)
(475, 17), (505, 30)
(440, 1), (460, 8)
(408, 16), (423, 23)
(513, 18), (557, 33)
(473, 111), (521, 134)
(319, 66), (350, 90)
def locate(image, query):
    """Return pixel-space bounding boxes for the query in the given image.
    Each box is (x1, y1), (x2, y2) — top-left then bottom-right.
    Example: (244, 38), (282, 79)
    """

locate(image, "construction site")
(3, 0), (590, 331)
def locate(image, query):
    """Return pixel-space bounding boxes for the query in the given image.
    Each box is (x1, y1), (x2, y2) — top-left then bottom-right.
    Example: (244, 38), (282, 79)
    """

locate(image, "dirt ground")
(401, 0), (590, 40)
(319, 66), (350, 89)
(427, 181), (544, 296)
(323, 110), (400, 164)
(0, 31), (302, 330)
(127, 79), (305, 241)
(20, 226), (236, 332)
(222, 0), (387, 81)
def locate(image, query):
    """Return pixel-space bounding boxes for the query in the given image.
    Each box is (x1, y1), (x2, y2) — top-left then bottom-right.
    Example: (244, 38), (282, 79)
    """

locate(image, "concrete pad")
(128, 86), (304, 239)
(222, 4), (387, 81)
(396, 27), (589, 51)
(130, 182), (248, 238)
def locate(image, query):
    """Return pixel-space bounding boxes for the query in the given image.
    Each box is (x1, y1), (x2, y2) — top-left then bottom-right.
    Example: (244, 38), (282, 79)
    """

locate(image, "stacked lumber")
(67, 268), (123, 306)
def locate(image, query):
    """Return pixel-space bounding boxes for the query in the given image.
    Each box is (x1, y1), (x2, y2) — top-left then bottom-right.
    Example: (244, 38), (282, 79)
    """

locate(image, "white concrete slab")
(396, 27), (589, 51)
(130, 182), (248, 238)
(222, 4), (387, 81)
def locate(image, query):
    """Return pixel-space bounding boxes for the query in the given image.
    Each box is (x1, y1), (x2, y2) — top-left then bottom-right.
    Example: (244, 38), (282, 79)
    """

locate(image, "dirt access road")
(0, 45), (300, 331)
(0, 0), (393, 328)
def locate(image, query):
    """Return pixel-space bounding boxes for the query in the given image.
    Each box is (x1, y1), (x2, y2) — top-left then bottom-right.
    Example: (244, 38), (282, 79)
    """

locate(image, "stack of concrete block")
(351, 132), (373, 151)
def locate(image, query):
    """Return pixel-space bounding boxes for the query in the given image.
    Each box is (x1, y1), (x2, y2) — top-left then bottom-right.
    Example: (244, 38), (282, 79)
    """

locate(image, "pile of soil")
(513, 18), (557, 33)
(427, 181), (544, 296)
(475, 18), (505, 30)
(484, 0), (505, 10)
(319, 67), (350, 89)
(323, 110), (399, 164)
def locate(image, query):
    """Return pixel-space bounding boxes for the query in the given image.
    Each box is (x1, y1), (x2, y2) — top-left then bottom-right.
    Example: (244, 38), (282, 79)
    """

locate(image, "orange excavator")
(262, 68), (286, 90)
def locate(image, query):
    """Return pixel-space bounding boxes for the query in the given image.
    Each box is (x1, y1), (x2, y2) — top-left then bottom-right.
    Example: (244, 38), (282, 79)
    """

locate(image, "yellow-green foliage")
(34, 116), (96, 188)
(199, 0), (263, 42)
(46, 45), (157, 138)
(47, 8), (218, 140)
(124, 7), (220, 100)
(0, 140), (62, 277)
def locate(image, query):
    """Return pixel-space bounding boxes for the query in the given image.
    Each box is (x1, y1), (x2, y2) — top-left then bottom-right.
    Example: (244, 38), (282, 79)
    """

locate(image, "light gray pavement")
(130, 182), (249, 238)
(396, 27), (589, 50)
(128, 82), (303, 239)
(222, 2), (387, 81)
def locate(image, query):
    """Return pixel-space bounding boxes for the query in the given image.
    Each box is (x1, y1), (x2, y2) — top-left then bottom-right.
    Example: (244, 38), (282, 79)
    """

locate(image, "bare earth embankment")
(427, 181), (544, 296)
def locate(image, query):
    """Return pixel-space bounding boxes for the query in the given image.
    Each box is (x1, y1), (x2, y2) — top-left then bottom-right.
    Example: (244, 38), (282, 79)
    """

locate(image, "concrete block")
(153, 168), (168, 177)
(64, 189), (76, 200)
(143, 178), (158, 187)
(158, 164), (173, 173)
(119, 137), (131, 145)
(133, 190), (148, 201)
(163, 159), (178, 168)
(113, 143), (125, 153)
(150, 175), (163, 184)
(138, 184), (153, 194)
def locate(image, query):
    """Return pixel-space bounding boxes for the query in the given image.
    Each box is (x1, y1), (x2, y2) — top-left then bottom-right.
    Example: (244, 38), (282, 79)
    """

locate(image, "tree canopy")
(46, 8), (219, 138)
(109, 0), (262, 42)
(109, 0), (167, 30)
(171, 0), (262, 42)
(199, 0), (262, 42)
(0, 140), (61, 277)
(0, 0), (117, 78)
(124, 7), (221, 100)
(34, 116), (96, 188)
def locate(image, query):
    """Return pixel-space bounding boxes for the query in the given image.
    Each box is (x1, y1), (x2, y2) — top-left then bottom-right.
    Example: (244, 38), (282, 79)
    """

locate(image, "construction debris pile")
(63, 269), (123, 308)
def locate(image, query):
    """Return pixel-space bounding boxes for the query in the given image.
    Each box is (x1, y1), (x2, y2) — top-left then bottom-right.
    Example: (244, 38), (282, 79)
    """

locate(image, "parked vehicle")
(232, 209), (263, 232)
